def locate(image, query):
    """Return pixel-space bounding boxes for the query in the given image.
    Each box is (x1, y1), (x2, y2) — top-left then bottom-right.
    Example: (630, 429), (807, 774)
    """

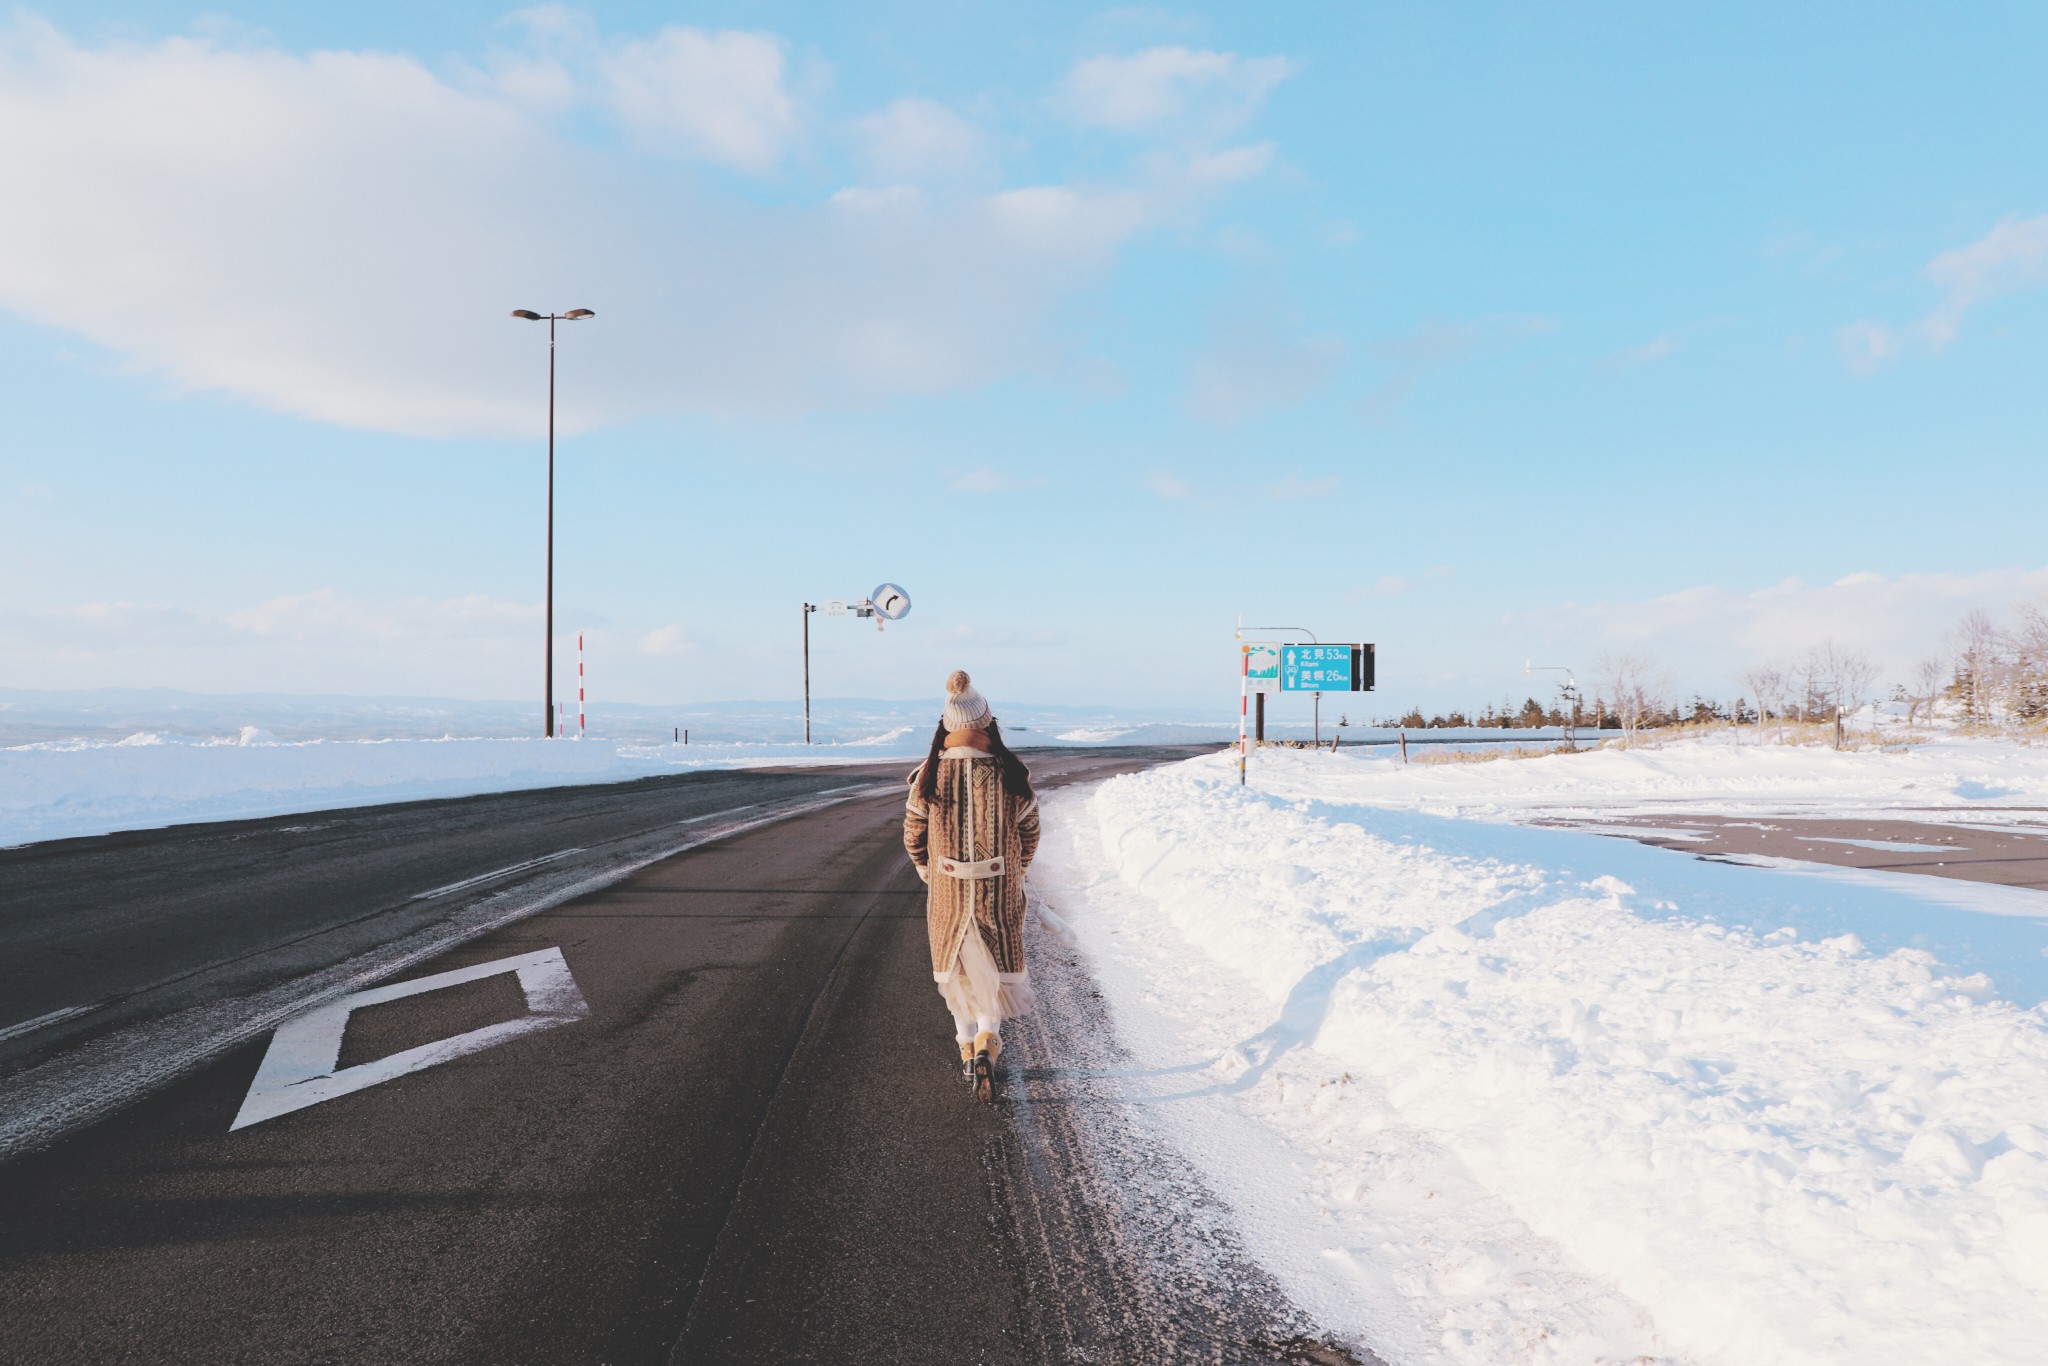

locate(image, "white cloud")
(471, 6), (590, 111)
(1923, 215), (2048, 335)
(0, 18), (1269, 437)
(1145, 470), (1192, 499)
(1186, 310), (1344, 423)
(1268, 474), (1337, 500)
(224, 590), (538, 643)
(828, 184), (926, 213)
(469, 12), (798, 168)
(638, 624), (690, 655)
(0, 590), (543, 692)
(1180, 141), (1276, 184)
(949, 468), (1046, 493)
(1836, 319), (1905, 373)
(1063, 46), (1292, 136)
(1355, 575), (1410, 599)
(1358, 315), (1555, 423)
(600, 26), (799, 173)
(1611, 332), (1680, 366)
(0, 589), (725, 697)
(853, 97), (988, 183)
(1839, 213), (2048, 372)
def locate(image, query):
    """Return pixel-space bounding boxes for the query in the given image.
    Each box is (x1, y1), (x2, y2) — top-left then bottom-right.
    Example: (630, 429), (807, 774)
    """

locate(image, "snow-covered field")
(0, 688), (1269, 845)
(1035, 740), (2048, 1366)
(0, 683), (1618, 847)
(1264, 728), (2048, 825)
(0, 730), (930, 846)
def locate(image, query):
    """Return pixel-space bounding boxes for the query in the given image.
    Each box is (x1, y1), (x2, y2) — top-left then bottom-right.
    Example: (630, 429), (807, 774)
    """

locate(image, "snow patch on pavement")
(1035, 748), (2048, 1365)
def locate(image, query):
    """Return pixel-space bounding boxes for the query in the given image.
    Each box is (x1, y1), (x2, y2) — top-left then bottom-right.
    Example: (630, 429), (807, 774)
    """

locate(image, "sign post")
(802, 603), (816, 744)
(1282, 644), (1350, 744)
(1238, 644), (1248, 785)
(1277, 643), (1378, 750)
(1237, 626), (1374, 767)
(1237, 641), (1280, 782)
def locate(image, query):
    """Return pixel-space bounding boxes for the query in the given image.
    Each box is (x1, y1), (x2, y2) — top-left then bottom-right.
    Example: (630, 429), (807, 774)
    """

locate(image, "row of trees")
(1731, 643), (1882, 744)
(1389, 700), (1575, 730)
(1948, 605), (2048, 726)
(1384, 695), (1746, 735)
(1589, 600), (2048, 745)
(1386, 695), (1752, 732)
(1379, 598), (2048, 746)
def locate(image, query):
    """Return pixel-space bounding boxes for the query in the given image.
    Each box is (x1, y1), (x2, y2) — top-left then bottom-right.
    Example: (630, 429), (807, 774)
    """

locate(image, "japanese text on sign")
(1281, 644), (1375, 692)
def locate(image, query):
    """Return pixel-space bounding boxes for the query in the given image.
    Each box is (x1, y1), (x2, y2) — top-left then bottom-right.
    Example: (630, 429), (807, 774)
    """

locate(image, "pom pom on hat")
(942, 670), (992, 730)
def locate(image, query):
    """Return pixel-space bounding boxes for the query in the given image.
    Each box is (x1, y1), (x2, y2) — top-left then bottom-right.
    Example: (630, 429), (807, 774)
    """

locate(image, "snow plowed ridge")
(1040, 751), (2048, 1366)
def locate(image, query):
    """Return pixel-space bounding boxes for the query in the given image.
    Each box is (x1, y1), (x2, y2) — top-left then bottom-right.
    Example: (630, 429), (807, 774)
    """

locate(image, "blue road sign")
(1282, 644), (1359, 691)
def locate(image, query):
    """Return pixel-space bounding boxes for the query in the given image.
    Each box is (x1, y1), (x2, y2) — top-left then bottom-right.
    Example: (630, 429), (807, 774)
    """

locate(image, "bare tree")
(1793, 647), (1831, 731)
(1948, 610), (2006, 727)
(1597, 652), (1667, 748)
(2010, 599), (2048, 724)
(1737, 663), (1785, 745)
(1909, 655), (1946, 727)
(1821, 642), (1879, 746)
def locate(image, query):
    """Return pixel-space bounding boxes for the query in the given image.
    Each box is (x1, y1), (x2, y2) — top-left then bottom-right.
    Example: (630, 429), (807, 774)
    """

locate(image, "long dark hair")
(915, 718), (1034, 805)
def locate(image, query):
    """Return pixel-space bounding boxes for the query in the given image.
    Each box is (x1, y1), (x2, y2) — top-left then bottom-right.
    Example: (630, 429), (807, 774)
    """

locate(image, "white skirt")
(935, 922), (1035, 1037)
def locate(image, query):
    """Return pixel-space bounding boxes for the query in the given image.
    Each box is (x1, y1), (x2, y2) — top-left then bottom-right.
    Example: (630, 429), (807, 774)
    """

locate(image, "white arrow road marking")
(230, 947), (588, 1131)
(3, 784), (895, 1162)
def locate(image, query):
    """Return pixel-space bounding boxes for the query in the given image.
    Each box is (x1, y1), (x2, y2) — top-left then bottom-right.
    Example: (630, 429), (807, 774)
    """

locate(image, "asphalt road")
(0, 749), (1364, 1365)
(0, 764), (914, 1071)
(1541, 812), (2048, 890)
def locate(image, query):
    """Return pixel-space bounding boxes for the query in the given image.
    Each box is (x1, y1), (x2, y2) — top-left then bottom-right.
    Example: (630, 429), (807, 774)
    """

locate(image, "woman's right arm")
(903, 768), (932, 882)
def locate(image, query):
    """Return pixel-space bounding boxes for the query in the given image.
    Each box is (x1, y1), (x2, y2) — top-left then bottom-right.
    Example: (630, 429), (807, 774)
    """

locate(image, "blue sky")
(3, 2), (2046, 722)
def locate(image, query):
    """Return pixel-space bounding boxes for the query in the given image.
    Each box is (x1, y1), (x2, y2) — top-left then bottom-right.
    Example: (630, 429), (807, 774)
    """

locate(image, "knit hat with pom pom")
(941, 670), (992, 731)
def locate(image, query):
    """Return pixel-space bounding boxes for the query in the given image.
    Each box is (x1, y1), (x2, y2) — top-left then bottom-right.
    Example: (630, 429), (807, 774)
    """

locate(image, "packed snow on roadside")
(1283, 728), (2048, 824)
(1033, 744), (2048, 1366)
(0, 729), (932, 846)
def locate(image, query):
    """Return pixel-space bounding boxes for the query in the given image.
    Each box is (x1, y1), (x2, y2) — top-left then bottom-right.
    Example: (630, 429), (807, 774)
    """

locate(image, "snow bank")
(0, 732), (926, 846)
(1246, 731), (2048, 823)
(1037, 749), (2048, 1365)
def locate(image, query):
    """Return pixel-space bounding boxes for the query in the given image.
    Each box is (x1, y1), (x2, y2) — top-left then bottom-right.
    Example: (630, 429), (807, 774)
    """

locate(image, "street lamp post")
(802, 586), (912, 744)
(802, 603), (816, 745)
(511, 308), (595, 737)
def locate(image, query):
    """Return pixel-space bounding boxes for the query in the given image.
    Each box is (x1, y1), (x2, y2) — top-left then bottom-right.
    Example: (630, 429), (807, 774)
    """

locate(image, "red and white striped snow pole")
(577, 631), (586, 738)
(1238, 639), (1248, 787)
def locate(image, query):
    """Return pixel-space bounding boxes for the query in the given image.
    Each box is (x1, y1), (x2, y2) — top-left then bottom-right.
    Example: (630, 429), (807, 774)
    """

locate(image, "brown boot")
(971, 1030), (1001, 1104)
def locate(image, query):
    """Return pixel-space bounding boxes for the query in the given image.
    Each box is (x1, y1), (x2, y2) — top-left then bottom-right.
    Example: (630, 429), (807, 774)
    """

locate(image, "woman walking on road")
(903, 671), (1040, 1103)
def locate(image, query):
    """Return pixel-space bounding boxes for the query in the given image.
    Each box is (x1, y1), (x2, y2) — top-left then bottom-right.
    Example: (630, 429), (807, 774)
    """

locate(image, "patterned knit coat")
(902, 751), (1041, 977)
